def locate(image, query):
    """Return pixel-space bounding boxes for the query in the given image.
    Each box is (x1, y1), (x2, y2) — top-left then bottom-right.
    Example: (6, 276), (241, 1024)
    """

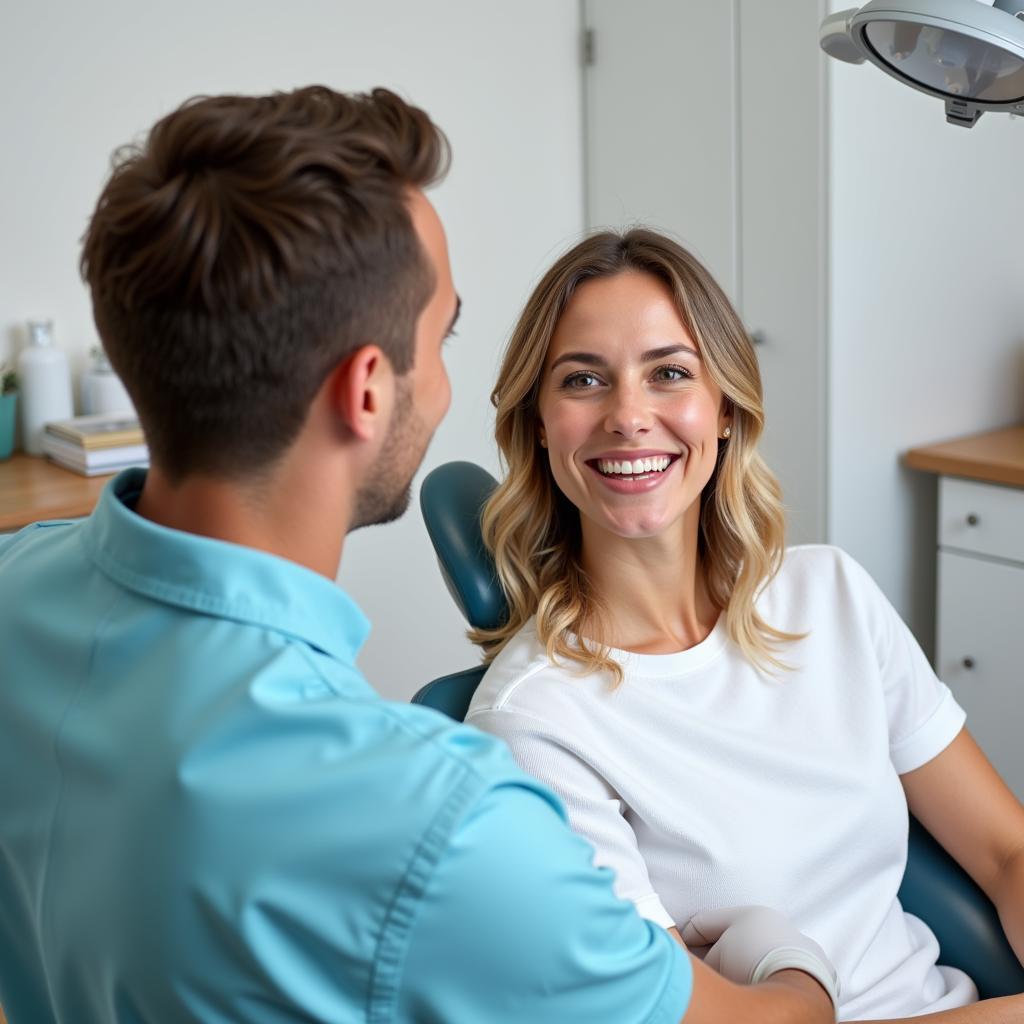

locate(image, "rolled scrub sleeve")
(467, 706), (678, 932)
(394, 776), (691, 1024)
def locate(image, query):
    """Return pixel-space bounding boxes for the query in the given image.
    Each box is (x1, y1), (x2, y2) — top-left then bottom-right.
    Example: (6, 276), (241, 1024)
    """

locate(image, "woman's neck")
(579, 507), (719, 655)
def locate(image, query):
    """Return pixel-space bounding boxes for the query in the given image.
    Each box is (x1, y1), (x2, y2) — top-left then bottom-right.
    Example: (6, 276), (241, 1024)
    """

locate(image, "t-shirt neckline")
(573, 613), (729, 678)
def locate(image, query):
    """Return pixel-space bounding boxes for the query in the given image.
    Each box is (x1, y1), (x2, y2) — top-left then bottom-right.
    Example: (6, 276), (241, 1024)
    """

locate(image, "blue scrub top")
(0, 470), (690, 1023)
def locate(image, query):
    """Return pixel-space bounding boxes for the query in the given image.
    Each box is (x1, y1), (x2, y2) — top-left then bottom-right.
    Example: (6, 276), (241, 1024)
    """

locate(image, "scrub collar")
(79, 469), (371, 666)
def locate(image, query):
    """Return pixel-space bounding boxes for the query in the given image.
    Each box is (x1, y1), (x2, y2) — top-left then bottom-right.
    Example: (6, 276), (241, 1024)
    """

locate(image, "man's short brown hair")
(81, 85), (449, 481)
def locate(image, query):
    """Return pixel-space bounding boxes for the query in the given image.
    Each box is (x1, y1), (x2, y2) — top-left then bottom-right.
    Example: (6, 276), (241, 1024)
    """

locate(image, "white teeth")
(596, 456), (672, 476)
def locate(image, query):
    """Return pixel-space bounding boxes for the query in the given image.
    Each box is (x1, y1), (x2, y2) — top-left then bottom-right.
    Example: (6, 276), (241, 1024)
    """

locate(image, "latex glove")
(682, 905), (840, 1010)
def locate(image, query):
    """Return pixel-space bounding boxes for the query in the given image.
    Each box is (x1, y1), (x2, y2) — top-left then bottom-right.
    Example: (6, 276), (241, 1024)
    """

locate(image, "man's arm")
(396, 780), (690, 1023)
(686, 960), (833, 1024)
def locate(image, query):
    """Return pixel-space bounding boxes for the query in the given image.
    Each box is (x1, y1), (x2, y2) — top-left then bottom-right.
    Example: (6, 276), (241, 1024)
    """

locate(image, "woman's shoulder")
(467, 619), (604, 723)
(467, 620), (547, 714)
(765, 544), (890, 620)
(777, 543), (874, 587)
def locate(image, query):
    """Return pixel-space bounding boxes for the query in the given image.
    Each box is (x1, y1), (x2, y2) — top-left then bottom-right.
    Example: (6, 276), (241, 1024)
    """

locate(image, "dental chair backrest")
(415, 460), (1024, 999)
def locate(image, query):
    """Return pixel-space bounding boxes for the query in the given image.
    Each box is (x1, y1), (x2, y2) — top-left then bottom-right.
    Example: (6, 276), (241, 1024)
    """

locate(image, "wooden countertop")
(905, 424), (1024, 488)
(0, 453), (112, 532)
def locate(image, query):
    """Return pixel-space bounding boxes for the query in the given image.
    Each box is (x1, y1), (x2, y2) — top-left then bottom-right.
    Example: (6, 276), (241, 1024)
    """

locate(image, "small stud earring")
(721, 426), (732, 439)
(539, 438), (547, 448)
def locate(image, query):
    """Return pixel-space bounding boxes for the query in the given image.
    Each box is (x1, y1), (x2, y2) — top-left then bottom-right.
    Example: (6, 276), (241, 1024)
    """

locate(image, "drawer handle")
(962, 657), (975, 670)
(966, 514), (980, 526)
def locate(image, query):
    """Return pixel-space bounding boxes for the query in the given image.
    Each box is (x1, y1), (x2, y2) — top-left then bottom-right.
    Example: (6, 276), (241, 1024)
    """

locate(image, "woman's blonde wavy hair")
(469, 227), (802, 683)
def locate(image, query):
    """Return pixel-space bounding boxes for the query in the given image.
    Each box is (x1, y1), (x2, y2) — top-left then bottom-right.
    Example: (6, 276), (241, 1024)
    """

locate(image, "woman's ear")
(719, 400), (734, 440)
(329, 345), (393, 443)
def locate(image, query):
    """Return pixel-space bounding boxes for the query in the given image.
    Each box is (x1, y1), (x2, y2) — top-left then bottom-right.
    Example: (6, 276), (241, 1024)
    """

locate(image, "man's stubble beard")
(350, 373), (429, 532)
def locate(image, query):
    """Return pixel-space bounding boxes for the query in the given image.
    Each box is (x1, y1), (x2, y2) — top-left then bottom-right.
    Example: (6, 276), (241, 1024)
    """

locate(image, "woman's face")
(537, 270), (729, 541)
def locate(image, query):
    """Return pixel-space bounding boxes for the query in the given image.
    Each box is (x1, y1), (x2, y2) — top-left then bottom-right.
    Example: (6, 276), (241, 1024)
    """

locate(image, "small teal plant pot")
(0, 393), (17, 460)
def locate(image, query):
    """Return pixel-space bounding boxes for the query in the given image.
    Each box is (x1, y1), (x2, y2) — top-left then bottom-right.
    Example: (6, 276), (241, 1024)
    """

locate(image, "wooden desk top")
(0, 453), (112, 532)
(904, 424), (1024, 489)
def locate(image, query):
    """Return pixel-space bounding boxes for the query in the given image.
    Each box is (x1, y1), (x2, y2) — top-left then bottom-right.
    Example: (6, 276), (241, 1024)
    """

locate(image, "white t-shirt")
(467, 545), (977, 1020)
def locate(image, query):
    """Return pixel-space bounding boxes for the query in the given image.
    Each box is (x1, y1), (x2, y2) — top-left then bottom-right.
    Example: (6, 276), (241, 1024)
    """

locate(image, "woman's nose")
(603, 385), (652, 438)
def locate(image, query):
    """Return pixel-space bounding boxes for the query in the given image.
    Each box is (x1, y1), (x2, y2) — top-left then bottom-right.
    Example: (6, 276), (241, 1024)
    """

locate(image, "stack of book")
(42, 414), (148, 476)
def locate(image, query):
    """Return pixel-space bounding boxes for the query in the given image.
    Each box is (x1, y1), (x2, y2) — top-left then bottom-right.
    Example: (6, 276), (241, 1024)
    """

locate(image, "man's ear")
(328, 345), (393, 443)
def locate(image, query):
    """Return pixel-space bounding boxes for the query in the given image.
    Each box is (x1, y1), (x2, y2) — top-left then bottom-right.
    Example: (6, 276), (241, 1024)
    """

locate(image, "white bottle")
(81, 346), (135, 417)
(17, 320), (74, 456)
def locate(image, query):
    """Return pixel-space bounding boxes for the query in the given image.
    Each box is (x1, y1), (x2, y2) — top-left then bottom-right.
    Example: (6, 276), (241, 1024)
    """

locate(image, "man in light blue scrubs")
(0, 87), (837, 1023)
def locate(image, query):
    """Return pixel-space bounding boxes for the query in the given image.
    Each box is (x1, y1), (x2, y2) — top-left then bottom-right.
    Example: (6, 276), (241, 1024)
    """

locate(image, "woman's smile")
(585, 451), (683, 494)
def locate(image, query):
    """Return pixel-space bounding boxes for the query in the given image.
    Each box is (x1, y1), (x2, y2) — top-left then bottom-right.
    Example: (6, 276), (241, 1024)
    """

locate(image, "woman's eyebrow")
(549, 344), (699, 371)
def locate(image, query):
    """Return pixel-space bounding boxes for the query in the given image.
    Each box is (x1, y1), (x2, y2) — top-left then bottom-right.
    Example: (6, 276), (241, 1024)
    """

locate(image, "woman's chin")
(598, 514), (677, 541)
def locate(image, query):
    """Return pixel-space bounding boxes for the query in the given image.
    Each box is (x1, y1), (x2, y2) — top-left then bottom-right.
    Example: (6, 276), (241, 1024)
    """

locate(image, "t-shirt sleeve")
(842, 551), (966, 774)
(469, 707), (675, 929)
(396, 778), (691, 1024)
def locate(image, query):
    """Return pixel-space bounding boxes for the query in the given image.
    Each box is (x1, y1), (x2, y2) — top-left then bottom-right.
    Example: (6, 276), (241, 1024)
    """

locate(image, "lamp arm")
(820, 8), (867, 64)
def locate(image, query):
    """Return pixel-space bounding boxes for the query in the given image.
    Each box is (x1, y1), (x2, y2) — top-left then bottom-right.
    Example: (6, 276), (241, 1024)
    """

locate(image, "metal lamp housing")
(821, 0), (1024, 126)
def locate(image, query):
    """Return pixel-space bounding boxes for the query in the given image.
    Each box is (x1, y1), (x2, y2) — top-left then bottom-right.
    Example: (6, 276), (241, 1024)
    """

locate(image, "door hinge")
(581, 28), (595, 67)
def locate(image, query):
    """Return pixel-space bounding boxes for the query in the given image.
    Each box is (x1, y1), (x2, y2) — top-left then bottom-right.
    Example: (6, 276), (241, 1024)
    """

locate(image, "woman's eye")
(653, 364), (693, 382)
(562, 371), (602, 389)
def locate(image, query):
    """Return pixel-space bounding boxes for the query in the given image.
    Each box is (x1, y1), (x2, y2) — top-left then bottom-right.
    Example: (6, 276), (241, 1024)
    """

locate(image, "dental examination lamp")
(820, 0), (1024, 126)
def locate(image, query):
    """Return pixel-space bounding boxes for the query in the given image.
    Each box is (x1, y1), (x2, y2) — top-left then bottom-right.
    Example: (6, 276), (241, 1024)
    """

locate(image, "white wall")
(0, 1), (585, 699)
(827, 23), (1024, 652)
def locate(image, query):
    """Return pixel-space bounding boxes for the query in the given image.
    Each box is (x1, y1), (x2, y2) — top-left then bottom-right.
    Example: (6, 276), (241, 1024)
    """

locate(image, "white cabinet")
(935, 476), (1024, 799)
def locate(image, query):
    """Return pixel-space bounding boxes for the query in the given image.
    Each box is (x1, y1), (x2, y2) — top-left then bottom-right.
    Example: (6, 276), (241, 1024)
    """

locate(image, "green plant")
(0, 363), (17, 397)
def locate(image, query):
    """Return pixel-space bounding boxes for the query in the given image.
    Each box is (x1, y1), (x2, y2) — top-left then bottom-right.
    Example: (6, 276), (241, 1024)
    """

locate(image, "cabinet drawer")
(939, 477), (1024, 564)
(937, 550), (1024, 799)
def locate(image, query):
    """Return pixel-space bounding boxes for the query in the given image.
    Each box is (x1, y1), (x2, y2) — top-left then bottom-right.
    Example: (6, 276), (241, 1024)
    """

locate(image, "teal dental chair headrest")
(419, 460), (507, 631)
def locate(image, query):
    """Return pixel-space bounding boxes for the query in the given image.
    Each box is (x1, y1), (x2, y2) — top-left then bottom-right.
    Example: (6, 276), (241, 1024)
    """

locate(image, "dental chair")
(413, 460), (1024, 1000)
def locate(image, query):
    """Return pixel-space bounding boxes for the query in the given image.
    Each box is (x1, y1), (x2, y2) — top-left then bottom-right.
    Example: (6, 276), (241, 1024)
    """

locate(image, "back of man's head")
(81, 86), (449, 483)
